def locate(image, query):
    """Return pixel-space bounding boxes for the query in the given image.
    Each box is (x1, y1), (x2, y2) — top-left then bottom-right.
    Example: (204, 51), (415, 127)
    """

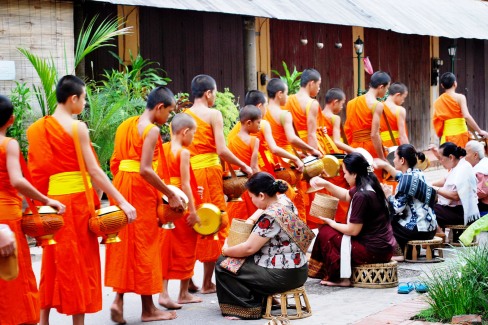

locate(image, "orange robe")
(317, 116), (349, 224)
(264, 109), (307, 222)
(226, 133), (258, 223)
(380, 103), (404, 147)
(0, 138), (40, 325)
(344, 95), (383, 179)
(105, 116), (162, 295)
(433, 93), (469, 147)
(27, 117), (102, 315)
(160, 143), (198, 280)
(184, 110), (228, 263)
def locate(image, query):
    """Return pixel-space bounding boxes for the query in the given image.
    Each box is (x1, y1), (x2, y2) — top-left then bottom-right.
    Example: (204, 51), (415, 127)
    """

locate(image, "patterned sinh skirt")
(215, 255), (308, 319)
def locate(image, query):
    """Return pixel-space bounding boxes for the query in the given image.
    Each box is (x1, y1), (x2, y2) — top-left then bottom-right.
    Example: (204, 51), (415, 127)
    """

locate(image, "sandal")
(414, 281), (428, 293)
(397, 282), (414, 294)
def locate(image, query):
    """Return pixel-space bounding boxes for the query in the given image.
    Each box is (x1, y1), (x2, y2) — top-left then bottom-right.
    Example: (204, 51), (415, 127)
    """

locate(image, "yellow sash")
(170, 177), (182, 187)
(119, 159), (158, 172)
(381, 130), (399, 142)
(442, 117), (468, 144)
(48, 171), (90, 195)
(190, 153), (220, 170)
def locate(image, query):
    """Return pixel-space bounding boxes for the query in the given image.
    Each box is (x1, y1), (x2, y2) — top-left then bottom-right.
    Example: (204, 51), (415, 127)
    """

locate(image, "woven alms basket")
(157, 185), (189, 229)
(22, 206), (64, 246)
(227, 218), (253, 247)
(303, 157), (324, 181)
(89, 206), (128, 243)
(309, 193), (339, 220)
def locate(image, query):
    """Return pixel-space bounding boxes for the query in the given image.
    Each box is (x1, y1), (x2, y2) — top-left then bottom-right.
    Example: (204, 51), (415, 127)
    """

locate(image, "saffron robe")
(160, 143), (198, 280)
(285, 95), (311, 143)
(380, 104), (404, 147)
(226, 134), (258, 223)
(184, 110), (228, 263)
(344, 95), (383, 179)
(0, 138), (40, 325)
(27, 117), (102, 315)
(105, 116), (162, 295)
(264, 109), (308, 222)
(318, 116), (349, 224)
(433, 93), (469, 147)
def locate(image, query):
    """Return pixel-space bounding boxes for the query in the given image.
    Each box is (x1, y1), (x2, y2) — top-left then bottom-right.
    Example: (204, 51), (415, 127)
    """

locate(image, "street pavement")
(30, 165), (472, 325)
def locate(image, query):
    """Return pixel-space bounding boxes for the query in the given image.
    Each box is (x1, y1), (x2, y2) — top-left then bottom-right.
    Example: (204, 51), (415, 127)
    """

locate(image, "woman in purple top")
(308, 152), (396, 287)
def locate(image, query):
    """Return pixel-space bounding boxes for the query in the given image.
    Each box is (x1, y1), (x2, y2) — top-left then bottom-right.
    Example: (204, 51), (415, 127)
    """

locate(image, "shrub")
(421, 246), (488, 322)
(213, 88), (239, 138)
(7, 82), (33, 158)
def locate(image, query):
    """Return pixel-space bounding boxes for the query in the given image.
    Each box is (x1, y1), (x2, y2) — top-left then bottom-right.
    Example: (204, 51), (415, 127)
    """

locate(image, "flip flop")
(414, 281), (428, 293)
(397, 282), (414, 294)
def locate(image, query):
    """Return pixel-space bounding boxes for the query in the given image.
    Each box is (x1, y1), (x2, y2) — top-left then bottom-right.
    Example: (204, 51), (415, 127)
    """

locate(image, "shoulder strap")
(249, 136), (256, 152)
(142, 123), (155, 139)
(305, 99), (315, 116)
(72, 121), (98, 219)
(188, 164), (202, 206)
(381, 110), (398, 146)
(279, 111), (287, 127)
(370, 100), (380, 114)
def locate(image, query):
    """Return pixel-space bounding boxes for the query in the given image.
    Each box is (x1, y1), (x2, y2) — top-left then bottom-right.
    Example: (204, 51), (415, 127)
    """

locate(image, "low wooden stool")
(404, 236), (443, 262)
(445, 225), (478, 247)
(351, 260), (398, 288)
(262, 286), (312, 320)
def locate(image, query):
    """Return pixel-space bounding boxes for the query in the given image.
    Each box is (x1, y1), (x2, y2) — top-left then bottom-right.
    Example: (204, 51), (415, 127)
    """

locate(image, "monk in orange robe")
(0, 95), (65, 325)
(227, 105), (262, 222)
(265, 78), (321, 222)
(26, 76), (136, 325)
(184, 74), (252, 294)
(433, 72), (487, 148)
(228, 90), (304, 176)
(380, 82), (409, 147)
(105, 86), (185, 323)
(344, 71), (391, 180)
(159, 113), (203, 309)
(318, 88), (355, 224)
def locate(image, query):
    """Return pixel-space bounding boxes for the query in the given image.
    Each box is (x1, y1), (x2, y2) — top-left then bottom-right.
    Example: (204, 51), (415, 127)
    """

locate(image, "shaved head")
(239, 105), (262, 123)
(171, 113), (196, 134)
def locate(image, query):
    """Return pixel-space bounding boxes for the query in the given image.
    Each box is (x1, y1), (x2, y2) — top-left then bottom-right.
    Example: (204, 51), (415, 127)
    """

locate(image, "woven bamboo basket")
(227, 218), (253, 247)
(157, 185), (189, 229)
(309, 193), (339, 220)
(22, 206), (64, 246)
(89, 206), (128, 244)
(223, 170), (248, 202)
(352, 260), (398, 288)
(302, 157), (324, 181)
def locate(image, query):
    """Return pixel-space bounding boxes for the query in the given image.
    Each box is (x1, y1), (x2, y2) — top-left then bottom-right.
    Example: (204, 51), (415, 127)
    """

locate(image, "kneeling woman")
(215, 172), (313, 320)
(374, 144), (437, 252)
(308, 152), (396, 287)
(432, 142), (480, 228)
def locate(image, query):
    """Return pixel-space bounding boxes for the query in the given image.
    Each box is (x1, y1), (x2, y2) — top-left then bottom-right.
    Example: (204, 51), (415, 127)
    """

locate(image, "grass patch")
(417, 246), (488, 322)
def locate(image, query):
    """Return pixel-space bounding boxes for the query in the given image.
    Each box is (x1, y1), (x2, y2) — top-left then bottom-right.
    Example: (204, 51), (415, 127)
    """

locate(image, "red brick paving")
(353, 296), (445, 325)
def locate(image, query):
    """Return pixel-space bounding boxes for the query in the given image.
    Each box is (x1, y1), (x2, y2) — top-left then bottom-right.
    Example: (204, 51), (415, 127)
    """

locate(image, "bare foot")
(158, 295), (182, 310)
(201, 283), (216, 294)
(141, 308), (177, 322)
(188, 279), (200, 293)
(319, 279), (351, 287)
(110, 303), (126, 324)
(224, 316), (242, 320)
(177, 292), (203, 304)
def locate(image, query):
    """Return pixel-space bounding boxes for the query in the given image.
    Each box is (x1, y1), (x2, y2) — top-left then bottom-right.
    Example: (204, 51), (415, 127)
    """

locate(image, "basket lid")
(162, 185), (189, 204)
(303, 155), (320, 164)
(24, 206), (58, 215)
(355, 148), (374, 166)
(322, 155), (340, 177)
(193, 203), (221, 235)
(96, 205), (121, 216)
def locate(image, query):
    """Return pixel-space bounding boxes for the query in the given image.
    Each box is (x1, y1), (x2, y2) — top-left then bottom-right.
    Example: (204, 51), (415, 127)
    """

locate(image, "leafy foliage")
(213, 88), (239, 138)
(272, 61), (302, 95)
(420, 246), (488, 322)
(161, 93), (192, 142)
(6, 82), (33, 158)
(81, 54), (171, 175)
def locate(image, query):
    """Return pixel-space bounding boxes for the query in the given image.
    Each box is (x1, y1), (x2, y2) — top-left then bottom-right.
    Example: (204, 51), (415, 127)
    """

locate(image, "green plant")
(160, 92), (192, 142)
(19, 16), (131, 116)
(272, 61), (302, 95)
(420, 246), (488, 322)
(7, 82), (33, 158)
(82, 54), (171, 175)
(213, 88), (239, 138)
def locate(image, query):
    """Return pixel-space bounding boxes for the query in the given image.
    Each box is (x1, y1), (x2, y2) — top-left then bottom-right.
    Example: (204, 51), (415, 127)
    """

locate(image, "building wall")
(139, 7), (246, 104)
(0, 0), (74, 98)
